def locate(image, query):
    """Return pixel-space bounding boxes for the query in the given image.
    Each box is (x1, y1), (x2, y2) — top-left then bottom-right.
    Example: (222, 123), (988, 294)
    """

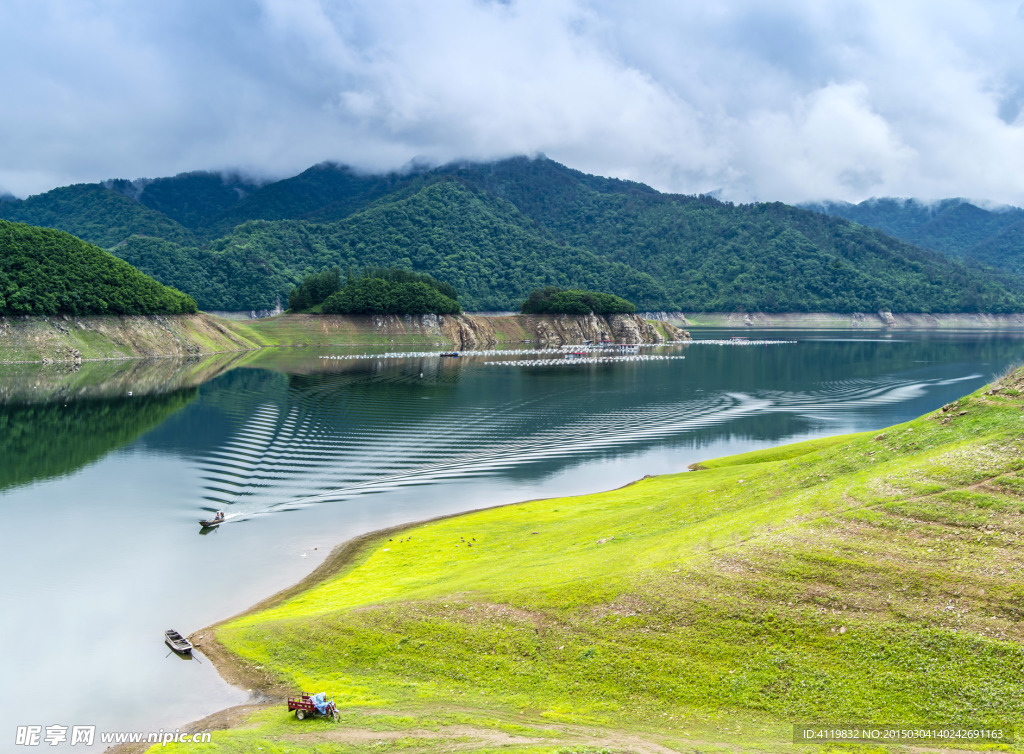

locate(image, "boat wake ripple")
(193, 372), (975, 518)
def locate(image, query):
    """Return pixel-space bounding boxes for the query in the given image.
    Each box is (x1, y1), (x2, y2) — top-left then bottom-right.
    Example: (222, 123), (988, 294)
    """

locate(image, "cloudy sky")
(2, 0), (1023, 205)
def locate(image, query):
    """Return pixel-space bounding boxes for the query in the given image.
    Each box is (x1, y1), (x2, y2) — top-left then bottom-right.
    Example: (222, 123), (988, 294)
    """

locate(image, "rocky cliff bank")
(0, 312), (688, 364)
(0, 313), (260, 364)
(507, 312), (688, 347)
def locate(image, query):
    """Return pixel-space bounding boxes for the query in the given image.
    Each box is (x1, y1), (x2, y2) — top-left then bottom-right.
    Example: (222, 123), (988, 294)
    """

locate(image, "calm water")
(1, 330), (1022, 747)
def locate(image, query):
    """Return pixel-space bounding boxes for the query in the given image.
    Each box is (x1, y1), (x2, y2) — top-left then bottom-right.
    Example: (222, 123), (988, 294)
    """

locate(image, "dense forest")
(0, 220), (197, 315)
(807, 198), (1024, 276)
(520, 287), (635, 315)
(289, 267), (461, 315)
(3, 157), (1024, 313)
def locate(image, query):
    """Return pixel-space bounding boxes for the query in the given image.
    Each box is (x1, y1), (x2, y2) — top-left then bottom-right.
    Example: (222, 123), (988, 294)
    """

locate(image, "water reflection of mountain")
(0, 354), (262, 492)
(0, 352), (250, 404)
(136, 359), (464, 458)
(0, 389), (198, 492)
(22, 330), (1018, 515)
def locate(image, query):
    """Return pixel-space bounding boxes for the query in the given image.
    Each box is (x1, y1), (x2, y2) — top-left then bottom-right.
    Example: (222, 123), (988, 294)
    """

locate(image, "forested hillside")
(0, 220), (197, 315)
(116, 181), (665, 311)
(0, 183), (197, 247)
(4, 158), (1024, 313)
(807, 198), (1024, 275)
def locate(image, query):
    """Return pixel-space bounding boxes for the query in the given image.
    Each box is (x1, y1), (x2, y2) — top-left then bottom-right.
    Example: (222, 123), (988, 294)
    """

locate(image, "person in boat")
(214, 511), (225, 522)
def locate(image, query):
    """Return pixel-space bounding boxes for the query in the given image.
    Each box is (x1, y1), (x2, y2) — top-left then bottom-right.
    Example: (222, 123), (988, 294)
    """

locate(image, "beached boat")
(164, 629), (193, 654)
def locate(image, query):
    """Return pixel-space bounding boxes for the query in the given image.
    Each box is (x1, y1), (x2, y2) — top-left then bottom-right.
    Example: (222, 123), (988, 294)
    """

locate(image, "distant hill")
(0, 220), (197, 315)
(5, 158), (1024, 313)
(0, 183), (197, 248)
(805, 198), (1024, 275)
(129, 171), (264, 232)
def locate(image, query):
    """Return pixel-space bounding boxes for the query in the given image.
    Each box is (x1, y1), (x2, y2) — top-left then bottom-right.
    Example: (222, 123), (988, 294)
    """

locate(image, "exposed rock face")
(516, 313), (687, 347)
(1, 311), (689, 363)
(438, 314), (497, 349)
(609, 314), (687, 344)
(0, 314), (259, 364)
(638, 311), (687, 324)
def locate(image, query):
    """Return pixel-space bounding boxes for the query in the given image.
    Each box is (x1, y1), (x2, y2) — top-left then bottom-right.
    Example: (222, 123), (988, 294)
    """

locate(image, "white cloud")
(736, 82), (917, 201)
(0, 0), (1023, 205)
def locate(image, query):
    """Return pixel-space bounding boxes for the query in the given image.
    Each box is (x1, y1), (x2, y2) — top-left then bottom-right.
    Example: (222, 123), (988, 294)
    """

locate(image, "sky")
(2, 0), (1024, 205)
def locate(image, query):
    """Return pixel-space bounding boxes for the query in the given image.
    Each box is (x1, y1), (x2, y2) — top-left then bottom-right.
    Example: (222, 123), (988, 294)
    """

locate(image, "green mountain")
(806, 198), (1024, 274)
(6, 158), (1024, 313)
(131, 171), (263, 232)
(0, 220), (197, 315)
(196, 163), (426, 239)
(116, 180), (664, 310)
(0, 183), (196, 247)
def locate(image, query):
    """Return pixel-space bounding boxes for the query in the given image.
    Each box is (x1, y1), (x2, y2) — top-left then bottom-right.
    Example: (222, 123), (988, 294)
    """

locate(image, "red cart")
(288, 692), (340, 721)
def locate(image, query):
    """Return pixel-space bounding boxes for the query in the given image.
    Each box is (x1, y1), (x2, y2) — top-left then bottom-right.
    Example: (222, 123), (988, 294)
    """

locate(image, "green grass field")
(156, 368), (1024, 753)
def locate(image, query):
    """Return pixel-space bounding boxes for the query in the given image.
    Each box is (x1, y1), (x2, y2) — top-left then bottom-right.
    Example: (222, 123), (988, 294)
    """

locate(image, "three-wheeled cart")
(288, 692), (340, 721)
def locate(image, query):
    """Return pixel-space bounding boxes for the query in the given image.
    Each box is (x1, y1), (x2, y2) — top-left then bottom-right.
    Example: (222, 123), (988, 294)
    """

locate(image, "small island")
(519, 286), (636, 315)
(288, 266), (461, 315)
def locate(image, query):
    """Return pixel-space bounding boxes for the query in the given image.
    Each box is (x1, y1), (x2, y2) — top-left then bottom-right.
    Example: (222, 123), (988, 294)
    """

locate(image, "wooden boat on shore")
(164, 629), (193, 654)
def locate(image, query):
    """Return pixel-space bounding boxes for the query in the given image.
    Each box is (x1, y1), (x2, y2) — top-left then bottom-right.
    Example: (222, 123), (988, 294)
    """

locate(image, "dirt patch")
(283, 721), (683, 753)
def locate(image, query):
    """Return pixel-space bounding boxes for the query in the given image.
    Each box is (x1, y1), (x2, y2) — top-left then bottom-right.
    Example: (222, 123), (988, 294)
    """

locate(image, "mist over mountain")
(3, 157), (1022, 314)
(806, 198), (1024, 276)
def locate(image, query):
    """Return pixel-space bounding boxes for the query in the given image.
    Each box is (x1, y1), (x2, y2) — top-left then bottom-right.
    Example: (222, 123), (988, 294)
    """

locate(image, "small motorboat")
(199, 511), (226, 528)
(165, 629), (193, 655)
(440, 352), (460, 358)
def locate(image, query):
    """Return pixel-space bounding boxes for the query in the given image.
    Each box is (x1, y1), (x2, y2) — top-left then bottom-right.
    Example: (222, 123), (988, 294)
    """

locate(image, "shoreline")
(2, 312), (687, 365)
(110, 478), (654, 753)
(671, 311), (1024, 329)
(7, 308), (1023, 366)
(105, 364), (1024, 752)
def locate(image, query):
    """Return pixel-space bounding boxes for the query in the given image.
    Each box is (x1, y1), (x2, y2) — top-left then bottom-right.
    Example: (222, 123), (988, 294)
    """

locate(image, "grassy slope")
(170, 380), (1024, 752)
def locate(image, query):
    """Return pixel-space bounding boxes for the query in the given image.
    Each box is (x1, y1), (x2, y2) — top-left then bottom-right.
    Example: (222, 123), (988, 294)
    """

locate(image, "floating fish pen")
(320, 348), (564, 361)
(318, 343), (686, 362)
(485, 354), (685, 367)
(685, 339), (797, 346)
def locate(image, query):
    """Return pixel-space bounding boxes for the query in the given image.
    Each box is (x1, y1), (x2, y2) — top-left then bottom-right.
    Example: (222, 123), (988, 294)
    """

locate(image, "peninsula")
(137, 365), (1024, 753)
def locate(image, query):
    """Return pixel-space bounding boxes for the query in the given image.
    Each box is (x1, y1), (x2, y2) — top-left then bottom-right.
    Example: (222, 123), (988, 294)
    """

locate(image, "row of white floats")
(485, 354), (686, 367)
(685, 339), (797, 346)
(318, 344), (678, 361)
(316, 339), (794, 364)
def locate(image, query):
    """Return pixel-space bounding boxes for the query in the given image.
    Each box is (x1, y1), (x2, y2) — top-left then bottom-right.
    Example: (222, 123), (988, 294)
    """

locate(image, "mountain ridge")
(3, 157), (1023, 313)
(805, 197), (1024, 275)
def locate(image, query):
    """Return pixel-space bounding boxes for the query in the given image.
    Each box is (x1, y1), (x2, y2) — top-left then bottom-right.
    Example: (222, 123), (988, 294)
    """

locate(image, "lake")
(1, 329), (1022, 747)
